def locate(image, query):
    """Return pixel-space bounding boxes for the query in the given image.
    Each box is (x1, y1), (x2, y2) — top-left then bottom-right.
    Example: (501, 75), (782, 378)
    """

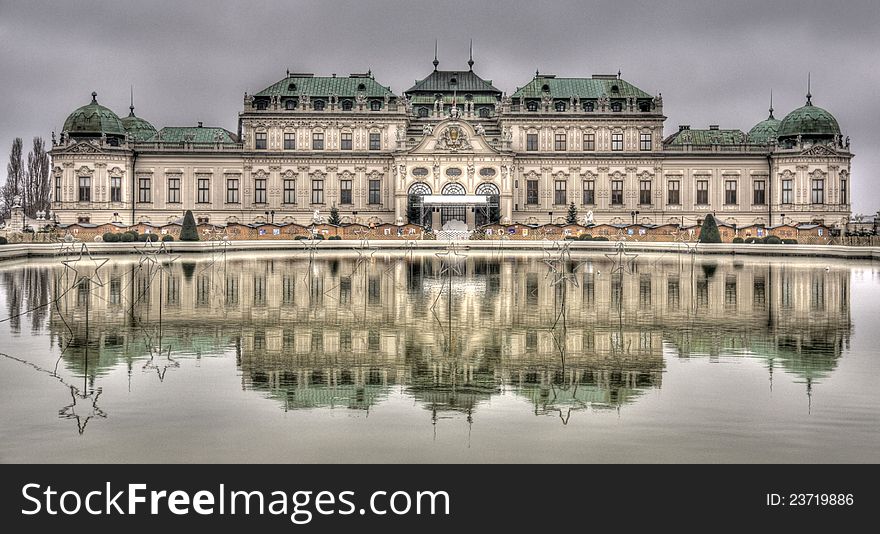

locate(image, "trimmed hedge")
(591, 236), (609, 241)
(120, 232), (136, 242)
(732, 237), (744, 243)
(103, 232), (120, 242)
(764, 235), (782, 245)
(180, 210), (199, 241)
(328, 235), (342, 240)
(137, 233), (159, 242)
(578, 234), (593, 241)
(782, 238), (798, 244)
(162, 235), (174, 242)
(698, 214), (722, 243)
(0, 236), (7, 245)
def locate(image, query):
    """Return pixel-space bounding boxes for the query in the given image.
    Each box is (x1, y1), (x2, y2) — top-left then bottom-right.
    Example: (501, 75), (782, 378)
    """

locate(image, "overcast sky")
(1, 0), (878, 213)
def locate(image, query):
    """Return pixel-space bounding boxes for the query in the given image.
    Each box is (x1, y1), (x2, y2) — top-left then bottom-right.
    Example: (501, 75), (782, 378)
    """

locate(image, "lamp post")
(780, 213), (786, 226)
(548, 211), (553, 224)
(630, 210), (640, 225)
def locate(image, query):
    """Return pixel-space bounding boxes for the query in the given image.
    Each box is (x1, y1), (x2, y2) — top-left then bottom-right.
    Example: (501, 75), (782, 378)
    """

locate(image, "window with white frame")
(611, 132), (623, 151)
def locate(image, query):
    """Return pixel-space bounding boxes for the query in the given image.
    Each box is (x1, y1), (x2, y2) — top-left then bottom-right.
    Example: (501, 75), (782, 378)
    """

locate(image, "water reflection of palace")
(27, 251), (851, 418)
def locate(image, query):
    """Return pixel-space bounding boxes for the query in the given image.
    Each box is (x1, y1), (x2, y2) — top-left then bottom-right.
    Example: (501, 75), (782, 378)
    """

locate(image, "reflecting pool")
(1, 246), (878, 463)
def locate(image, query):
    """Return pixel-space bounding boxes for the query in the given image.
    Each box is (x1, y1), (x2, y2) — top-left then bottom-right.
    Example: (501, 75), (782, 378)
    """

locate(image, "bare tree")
(2, 137), (24, 218)
(26, 137), (51, 218)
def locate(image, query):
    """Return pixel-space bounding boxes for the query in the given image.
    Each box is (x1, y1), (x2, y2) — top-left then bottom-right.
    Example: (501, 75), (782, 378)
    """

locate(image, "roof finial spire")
(468, 39), (474, 71)
(535, 68), (540, 77)
(433, 40), (439, 71)
(91, 91), (97, 104)
(617, 69), (621, 79)
(129, 85), (135, 116)
(768, 89), (774, 119)
(806, 72), (812, 105)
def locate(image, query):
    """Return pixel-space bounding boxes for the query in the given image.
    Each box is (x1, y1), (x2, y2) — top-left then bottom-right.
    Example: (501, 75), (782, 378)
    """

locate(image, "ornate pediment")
(436, 124), (472, 152)
(801, 144), (838, 156)
(76, 165), (94, 176)
(64, 142), (102, 154)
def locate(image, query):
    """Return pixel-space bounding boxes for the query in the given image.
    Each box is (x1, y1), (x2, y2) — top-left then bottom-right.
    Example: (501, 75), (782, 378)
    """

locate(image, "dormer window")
(285, 99), (296, 110)
(611, 85), (619, 94)
(450, 77), (457, 85)
(611, 101), (622, 112)
(255, 100), (268, 110)
(370, 100), (381, 111)
(541, 84), (550, 92)
(583, 101), (594, 112)
(639, 100), (651, 112)
(526, 101), (538, 112)
(342, 100), (352, 111)
(313, 100), (325, 111)
(555, 101), (566, 112)
(418, 107), (429, 117)
(357, 83), (366, 91)
(288, 83), (297, 91)
(479, 107), (490, 118)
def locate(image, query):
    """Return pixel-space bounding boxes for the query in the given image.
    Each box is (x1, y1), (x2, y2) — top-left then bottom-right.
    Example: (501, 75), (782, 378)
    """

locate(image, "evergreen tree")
(698, 214), (722, 243)
(566, 202), (578, 224)
(179, 210), (199, 241)
(328, 204), (341, 225)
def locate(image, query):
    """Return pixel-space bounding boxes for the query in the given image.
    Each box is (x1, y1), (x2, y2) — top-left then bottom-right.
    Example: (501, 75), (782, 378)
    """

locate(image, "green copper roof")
(62, 92), (125, 137)
(747, 112), (781, 144)
(406, 69), (501, 94)
(255, 74), (394, 98)
(664, 127), (746, 146)
(778, 97), (840, 139)
(148, 126), (238, 143)
(512, 75), (651, 99)
(121, 106), (157, 142)
(410, 94), (499, 105)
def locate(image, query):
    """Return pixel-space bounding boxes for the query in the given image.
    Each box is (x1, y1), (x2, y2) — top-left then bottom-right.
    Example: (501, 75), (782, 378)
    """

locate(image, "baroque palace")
(49, 54), (853, 230)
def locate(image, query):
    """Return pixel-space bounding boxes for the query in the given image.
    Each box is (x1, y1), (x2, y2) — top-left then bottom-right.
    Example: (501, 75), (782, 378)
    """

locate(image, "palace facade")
(49, 56), (853, 230)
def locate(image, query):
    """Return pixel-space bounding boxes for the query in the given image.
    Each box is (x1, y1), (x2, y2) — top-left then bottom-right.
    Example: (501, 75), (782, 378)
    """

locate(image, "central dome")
(62, 92), (125, 138)
(778, 95), (840, 140)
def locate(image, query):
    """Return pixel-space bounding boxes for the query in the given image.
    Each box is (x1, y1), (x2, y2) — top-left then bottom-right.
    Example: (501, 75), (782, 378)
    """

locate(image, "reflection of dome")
(778, 94), (840, 141)
(120, 105), (157, 141)
(62, 92), (126, 138)
(747, 108), (781, 145)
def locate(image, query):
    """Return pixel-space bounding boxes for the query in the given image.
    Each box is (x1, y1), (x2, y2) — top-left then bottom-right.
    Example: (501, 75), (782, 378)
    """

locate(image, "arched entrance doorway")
(474, 182), (500, 227)
(441, 183), (467, 226)
(407, 182), (432, 226)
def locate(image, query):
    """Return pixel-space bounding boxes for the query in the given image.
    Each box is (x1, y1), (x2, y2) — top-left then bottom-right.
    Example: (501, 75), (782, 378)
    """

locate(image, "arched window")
(418, 107), (429, 117)
(341, 100), (353, 111)
(555, 101), (566, 112)
(611, 101), (622, 112)
(313, 100), (325, 111)
(541, 84), (550, 92)
(450, 77), (457, 85)
(408, 182), (432, 196)
(370, 100), (381, 111)
(476, 183), (500, 196)
(611, 84), (619, 94)
(479, 107), (490, 118)
(256, 100), (268, 110)
(357, 83), (366, 92)
(285, 99), (296, 110)
(639, 100), (651, 112)
(526, 101), (538, 112)
(288, 83), (297, 91)
(583, 101), (594, 112)
(442, 183), (466, 195)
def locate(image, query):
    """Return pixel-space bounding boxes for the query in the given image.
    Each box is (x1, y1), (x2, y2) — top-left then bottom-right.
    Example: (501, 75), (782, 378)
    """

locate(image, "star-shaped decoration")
(435, 243), (466, 277)
(134, 240), (181, 272)
(604, 242), (639, 274)
(60, 243), (110, 287)
(58, 385), (106, 435)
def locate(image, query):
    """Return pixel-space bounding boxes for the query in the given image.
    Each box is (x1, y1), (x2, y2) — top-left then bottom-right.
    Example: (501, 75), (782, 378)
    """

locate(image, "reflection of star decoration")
(56, 238), (79, 257)
(300, 234), (321, 256)
(143, 347), (179, 382)
(604, 242), (638, 274)
(58, 385), (107, 435)
(542, 239), (572, 276)
(60, 243), (110, 287)
(402, 237), (417, 259)
(134, 241), (181, 272)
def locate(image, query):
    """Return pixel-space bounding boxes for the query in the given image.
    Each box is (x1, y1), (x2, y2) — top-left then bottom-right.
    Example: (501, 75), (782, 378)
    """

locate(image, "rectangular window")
(583, 180), (595, 205)
(369, 179), (381, 204)
(167, 177), (180, 203)
(254, 178), (267, 204)
(197, 177), (210, 203)
(78, 176), (91, 202)
(312, 132), (324, 150)
(110, 176), (122, 203)
(811, 178), (824, 204)
(640, 133), (652, 151)
(639, 180), (652, 205)
(526, 180), (538, 205)
(226, 178), (239, 203)
(725, 180), (737, 205)
(611, 133), (623, 151)
(283, 132), (295, 150)
(526, 133), (538, 151)
(753, 180), (766, 205)
(782, 179), (793, 204)
(138, 176), (151, 203)
(55, 176), (62, 202)
(283, 178), (296, 204)
(339, 179), (352, 204)
(554, 180), (567, 205)
(255, 132), (267, 149)
(312, 179), (324, 204)
(696, 180), (709, 205)
(583, 133), (595, 151)
(554, 132), (566, 151)
(340, 132), (352, 150)
(840, 178), (847, 204)
(667, 180), (680, 205)
(611, 180), (623, 205)
(369, 132), (381, 150)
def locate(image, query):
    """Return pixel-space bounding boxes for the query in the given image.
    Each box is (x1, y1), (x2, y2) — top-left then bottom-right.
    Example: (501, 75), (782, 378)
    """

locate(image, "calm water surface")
(0, 247), (878, 463)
